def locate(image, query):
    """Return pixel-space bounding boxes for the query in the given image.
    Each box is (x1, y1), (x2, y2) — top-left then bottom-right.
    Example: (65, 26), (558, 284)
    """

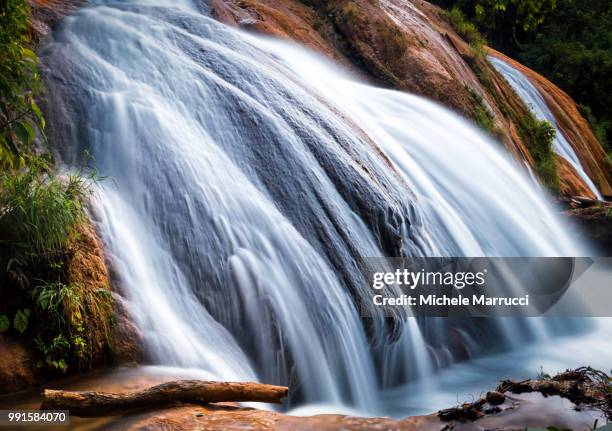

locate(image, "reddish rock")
(0, 335), (36, 394)
(28, 0), (85, 38)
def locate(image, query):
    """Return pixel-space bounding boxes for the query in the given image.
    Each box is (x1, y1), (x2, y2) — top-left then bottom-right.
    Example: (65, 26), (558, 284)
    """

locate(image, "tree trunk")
(40, 380), (289, 417)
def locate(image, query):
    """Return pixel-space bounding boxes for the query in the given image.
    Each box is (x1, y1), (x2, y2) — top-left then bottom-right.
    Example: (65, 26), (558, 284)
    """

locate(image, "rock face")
(0, 335), (36, 393)
(208, 0), (610, 198)
(29, 0), (85, 38)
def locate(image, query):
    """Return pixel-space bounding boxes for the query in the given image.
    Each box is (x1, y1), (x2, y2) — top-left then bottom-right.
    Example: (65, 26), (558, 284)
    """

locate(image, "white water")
(40, 0), (601, 416)
(489, 56), (603, 199)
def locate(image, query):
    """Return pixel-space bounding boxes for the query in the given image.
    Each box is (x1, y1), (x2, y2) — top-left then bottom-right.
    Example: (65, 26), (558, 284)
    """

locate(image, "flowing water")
(39, 0), (604, 417)
(489, 56), (603, 199)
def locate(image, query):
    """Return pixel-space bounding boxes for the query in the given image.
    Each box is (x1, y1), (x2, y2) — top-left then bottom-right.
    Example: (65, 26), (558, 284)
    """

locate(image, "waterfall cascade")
(489, 56), (603, 199)
(41, 0), (590, 416)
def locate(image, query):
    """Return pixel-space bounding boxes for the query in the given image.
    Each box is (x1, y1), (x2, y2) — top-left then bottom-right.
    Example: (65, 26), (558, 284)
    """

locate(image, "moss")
(446, 7), (486, 56)
(466, 86), (504, 138)
(339, 1), (360, 27)
(377, 20), (410, 64)
(518, 113), (559, 192)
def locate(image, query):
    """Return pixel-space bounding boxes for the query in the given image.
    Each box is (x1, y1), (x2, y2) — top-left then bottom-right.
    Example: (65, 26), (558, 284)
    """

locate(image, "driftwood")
(40, 380), (289, 417)
(569, 196), (602, 208)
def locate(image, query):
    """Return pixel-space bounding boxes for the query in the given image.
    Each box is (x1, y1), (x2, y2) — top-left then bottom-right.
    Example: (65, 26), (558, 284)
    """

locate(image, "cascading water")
(40, 0), (595, 416)
(489, 56), (603, 199)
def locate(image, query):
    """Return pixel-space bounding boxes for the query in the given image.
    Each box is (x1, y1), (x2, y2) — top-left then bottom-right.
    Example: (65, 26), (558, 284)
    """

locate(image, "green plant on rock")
(519, 114), (558, 191)
(33, 281), (80, 327)
(31, 278), (114, 371)
(447, 7), (487, 55)
(35, 334), (70, 372)
(465, 86), (504, 138)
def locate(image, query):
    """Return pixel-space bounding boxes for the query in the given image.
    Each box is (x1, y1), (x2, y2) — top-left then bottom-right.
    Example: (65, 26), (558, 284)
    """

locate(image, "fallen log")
(40, 380), (289, 417)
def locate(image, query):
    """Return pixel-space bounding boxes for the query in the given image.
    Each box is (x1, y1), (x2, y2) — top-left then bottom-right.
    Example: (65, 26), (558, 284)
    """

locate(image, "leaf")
(0, 315), (10, 333)
(13, 308), (30, 333)
(21, 48), (37, 60)
(12, 120), (35, 146)
(31, 100), (45, 129)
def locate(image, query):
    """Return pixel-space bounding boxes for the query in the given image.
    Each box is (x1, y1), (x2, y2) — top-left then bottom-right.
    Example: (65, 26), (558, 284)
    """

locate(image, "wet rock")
(486, 390), (506, 405)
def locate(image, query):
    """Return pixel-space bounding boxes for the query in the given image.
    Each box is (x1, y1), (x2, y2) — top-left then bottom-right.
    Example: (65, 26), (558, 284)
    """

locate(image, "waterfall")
(41, 0), (587, 415)
(489, 56), (603, 199)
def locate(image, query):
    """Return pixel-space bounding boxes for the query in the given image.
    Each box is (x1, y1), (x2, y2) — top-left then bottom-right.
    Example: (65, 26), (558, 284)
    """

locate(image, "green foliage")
(434, 0), (557, 47)
(579, 104), (608, 148)
(31, 279), (114, 372)
(33, 281), (79, 327)
(0, 159), (91, 257)
(0, 0), (115, 376)
(519, 114), (558, 191)
(0, 0), (44, 169)
(466, 86), (504, 137)
(472, 0), (556, 32)
(32, 281), (80, 371)
(13, 308), (30, 333)
(519, 0), (612, 150)
(447, 7), (487, 54)
(35, 334), (70, 372)
(473, 102), (495, 133)
(0, 315), (10, 332)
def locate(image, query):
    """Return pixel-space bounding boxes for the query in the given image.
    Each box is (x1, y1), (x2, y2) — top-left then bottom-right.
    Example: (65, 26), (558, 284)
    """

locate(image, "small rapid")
(489, 56), (603, 199)
(40, 0), (596, 416)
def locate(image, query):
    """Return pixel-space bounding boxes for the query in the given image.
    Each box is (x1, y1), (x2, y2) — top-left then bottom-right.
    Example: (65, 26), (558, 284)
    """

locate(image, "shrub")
(32, 280), (113, 371)
(0, 0), (44, 169)
(578, 104), (608, 149)
(519, 114), (559, 191)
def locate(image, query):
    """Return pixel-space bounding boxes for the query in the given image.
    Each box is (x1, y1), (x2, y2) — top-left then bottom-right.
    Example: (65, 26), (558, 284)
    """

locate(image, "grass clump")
(32, 280), (114, 371)
(0, 160), (89, 257)
(519, 113), (558, 191)
(447, 7), (487, 55)
(466, 86), (504, 138)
